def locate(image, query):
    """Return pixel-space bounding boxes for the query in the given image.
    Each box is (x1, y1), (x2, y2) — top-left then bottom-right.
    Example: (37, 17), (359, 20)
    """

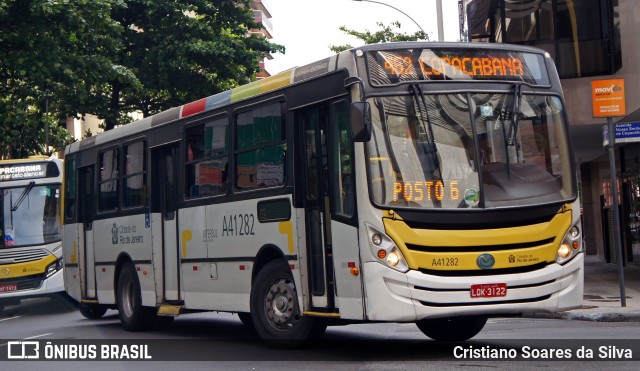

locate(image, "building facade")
(462, 0), (640, 264)
(251, 0), (275, 79)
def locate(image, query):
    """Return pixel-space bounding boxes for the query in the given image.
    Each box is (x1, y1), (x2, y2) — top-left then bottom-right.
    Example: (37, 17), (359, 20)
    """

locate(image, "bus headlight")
(46, 257), (64, 278)
(556, 223), (582, 264)
(386, 249), (401, 266)
(366, 224), (409, 273)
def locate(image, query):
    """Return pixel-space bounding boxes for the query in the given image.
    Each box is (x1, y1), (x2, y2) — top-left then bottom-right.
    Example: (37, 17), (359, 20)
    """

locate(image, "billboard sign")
(592, 78), (626, 117)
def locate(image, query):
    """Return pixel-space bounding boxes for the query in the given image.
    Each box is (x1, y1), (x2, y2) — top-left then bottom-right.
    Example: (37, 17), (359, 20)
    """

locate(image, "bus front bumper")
(363, 253), (584, 322)
(0, 269), (65, 302)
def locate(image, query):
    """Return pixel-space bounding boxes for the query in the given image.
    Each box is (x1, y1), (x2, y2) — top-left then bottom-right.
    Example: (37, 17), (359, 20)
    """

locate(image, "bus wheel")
(416, 316), (487, 341)
(78, 303), (108, 319)
(117, 262), (156, 331)
(250, 260), (326, 348)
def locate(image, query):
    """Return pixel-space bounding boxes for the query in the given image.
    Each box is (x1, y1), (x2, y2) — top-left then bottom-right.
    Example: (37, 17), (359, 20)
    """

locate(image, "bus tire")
(117, 262), (156, 331)
(416, 316), (487, 341)
(250, 260), (326, 348)
(78, 303), (108, 319)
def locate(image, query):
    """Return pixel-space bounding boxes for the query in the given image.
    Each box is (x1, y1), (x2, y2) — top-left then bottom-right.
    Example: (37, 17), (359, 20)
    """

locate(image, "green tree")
(0, 0), (284, 156)
(0, 0), (125, 158)
(103, 0), (284, 130)
(329, 21), (428, 53)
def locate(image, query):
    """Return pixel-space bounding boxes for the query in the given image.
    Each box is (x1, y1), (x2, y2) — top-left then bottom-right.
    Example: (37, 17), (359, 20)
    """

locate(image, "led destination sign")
(368, 48), (549, 85)
(0, 162), (57, 181)
(393, 180), (460, 203)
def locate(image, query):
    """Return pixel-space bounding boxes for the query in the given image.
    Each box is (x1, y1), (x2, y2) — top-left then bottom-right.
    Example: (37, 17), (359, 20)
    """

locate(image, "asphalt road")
(1, 296), (640, 369)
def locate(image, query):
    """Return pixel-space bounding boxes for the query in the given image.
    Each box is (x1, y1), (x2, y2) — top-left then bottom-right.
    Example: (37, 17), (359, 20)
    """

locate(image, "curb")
(524, 311), (640, 322)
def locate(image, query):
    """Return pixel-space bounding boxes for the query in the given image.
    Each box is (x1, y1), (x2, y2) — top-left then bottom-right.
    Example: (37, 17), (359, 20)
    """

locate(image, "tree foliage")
(0, 0), (124, 158)
(0, 0), (283, 157)
(104, 0), (284, 130)
(329, 21), (428, 54)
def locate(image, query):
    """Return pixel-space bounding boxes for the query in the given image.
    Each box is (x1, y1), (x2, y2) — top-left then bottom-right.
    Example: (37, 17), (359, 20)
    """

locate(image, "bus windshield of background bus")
(1, 185), (61, 247)
(366, 93), (574, 209)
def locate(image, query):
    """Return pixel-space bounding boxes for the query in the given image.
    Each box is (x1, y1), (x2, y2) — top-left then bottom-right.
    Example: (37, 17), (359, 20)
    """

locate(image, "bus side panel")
(151, 211), (180, 303)
(150, 211), (164, 303)
(294, 208), (310, 312)
(63, 223), (82, 301)
(84, 224), (96, 299)
(177, 205), (209, 309)
(330, 221), (364, 320)
(179, 196), (295, 312)
(93, 214), (153, 305)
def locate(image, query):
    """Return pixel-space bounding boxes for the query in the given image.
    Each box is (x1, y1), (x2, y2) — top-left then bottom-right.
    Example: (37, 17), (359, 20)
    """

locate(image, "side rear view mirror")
(351, 101), (372, 142)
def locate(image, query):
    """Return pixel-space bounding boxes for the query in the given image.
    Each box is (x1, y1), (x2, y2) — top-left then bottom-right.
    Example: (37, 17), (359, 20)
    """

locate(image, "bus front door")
(151, 144), (181, 303)
(299, 104), (336, 311)
(297, 100), (364, 319)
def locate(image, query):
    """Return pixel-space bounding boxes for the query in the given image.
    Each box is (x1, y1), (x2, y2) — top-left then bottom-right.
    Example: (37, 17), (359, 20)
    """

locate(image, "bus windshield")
(367, 91), (575, 209)
(1, 184), (61, 247)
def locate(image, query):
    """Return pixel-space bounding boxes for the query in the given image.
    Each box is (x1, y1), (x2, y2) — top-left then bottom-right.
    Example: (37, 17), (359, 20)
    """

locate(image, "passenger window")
(330, 101), (355, 217)
(64, 158), (76, 220)
(185, 116), (230, 198)
(123, 141), (146, 208)
(98, 148), (119, 211)
(235, 102), (286, 190)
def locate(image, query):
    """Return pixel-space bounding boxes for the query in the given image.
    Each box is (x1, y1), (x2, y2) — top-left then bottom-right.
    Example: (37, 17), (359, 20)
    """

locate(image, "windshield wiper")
(410, 84), (441, 177)
(499, 82), (525, 180)
(12, 181), (35, 211)
(507, 82), (526, 146)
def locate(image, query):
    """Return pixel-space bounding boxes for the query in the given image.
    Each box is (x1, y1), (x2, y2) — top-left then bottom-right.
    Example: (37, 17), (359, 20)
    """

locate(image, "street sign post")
(592, 78), (626, 307)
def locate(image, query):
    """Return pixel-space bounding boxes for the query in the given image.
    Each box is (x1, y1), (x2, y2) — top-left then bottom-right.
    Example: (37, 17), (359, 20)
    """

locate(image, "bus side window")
(65, 159), (76, 220)
(98, 148), (119, 212)
(123, 140), (146, 208)
(185, 116), (230, 198)
(331, 100), (355, 217)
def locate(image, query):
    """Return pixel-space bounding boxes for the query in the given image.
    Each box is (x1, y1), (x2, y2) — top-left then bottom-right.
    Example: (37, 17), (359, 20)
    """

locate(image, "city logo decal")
(477, 253), (495, 269)
(112, 223), (118, 244)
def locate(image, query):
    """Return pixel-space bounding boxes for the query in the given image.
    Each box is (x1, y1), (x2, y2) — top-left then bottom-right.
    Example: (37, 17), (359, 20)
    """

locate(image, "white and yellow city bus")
(0, 156), (65, 313)
(63, 42), (583, 346)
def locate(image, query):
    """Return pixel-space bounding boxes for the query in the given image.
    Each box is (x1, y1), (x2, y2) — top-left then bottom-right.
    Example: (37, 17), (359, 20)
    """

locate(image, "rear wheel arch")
(252, 244), (288, 282)
(113, 252), (134, 298)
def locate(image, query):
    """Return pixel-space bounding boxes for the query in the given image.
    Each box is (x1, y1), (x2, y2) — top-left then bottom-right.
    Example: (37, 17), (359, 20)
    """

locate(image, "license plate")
(0, 283), (18, 293)
(470, 283), (507, 298)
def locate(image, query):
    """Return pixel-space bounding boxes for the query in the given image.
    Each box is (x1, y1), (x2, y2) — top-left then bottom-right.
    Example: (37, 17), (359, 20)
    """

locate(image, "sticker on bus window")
(4, 227), (15, 246)
(464, 188), (480, 207)
(480, 105), (494, 117)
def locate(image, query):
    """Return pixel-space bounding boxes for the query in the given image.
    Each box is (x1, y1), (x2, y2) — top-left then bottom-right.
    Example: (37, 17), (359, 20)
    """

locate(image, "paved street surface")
(1, 253), (640, 369)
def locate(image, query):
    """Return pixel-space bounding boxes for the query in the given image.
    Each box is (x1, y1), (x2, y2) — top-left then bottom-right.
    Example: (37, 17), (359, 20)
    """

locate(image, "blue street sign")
(602, 121), (640, 146)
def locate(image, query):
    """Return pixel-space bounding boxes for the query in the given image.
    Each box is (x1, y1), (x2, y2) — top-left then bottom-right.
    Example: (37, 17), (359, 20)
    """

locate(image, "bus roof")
(66, 53), (341, 154)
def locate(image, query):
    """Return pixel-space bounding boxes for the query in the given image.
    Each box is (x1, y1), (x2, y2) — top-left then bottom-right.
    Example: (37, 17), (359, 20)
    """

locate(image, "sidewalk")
(528, 254), (640, 321)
